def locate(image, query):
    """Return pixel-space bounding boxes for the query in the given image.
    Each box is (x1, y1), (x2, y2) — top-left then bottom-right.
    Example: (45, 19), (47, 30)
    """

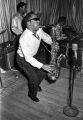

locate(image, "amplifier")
(0, 41), (15, 70)
(0, 50), (15, 70)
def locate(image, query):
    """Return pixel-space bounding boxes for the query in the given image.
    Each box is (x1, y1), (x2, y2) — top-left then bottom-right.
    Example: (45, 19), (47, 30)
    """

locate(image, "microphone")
(72, 43), (78, 60)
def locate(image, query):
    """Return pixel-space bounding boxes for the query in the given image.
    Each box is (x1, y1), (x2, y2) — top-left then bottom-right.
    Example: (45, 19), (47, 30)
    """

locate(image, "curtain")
(0, 0), (83, 44)
(0, 0), (16, 44)
(29, 0), (83, 32)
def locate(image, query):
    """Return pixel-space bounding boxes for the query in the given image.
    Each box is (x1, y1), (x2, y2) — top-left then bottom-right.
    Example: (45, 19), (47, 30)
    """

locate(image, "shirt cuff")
(38, 62), (43, 69)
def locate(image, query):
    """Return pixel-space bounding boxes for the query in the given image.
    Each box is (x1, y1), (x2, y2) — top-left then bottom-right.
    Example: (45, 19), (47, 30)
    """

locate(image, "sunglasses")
(29, 17), (40, 21)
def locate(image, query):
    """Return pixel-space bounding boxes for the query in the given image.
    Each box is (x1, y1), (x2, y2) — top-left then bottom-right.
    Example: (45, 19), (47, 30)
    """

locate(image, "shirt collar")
(25, 28), (38, 36)
(25, 28), (33, 35)
(25, 28), (40, 40)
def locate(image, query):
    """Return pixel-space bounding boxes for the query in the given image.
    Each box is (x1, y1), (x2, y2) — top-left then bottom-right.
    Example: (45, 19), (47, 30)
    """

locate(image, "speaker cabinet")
(0, 41), (15, 70)
(0, 50), (15, 70)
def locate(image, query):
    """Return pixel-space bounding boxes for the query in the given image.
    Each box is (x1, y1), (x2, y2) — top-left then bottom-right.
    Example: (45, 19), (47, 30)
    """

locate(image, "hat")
(24, 11), (41, 22)
(21, 11), (41, 30)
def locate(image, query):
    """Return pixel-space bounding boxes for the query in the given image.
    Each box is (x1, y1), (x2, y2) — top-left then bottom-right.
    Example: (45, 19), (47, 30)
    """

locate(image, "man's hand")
(42, 64), (55, 73)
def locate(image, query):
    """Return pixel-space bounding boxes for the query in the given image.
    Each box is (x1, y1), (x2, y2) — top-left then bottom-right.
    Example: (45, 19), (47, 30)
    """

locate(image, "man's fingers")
(49, 65), (55, 69)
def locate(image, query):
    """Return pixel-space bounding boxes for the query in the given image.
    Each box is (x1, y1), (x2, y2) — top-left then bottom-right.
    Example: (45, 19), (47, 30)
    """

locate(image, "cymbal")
(0, 28), (7, 34)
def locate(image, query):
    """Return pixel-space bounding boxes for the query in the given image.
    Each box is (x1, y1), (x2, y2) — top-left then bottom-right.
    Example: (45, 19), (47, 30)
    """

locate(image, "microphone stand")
(0, 69), (2, 88)
(63, 44), (79, 117)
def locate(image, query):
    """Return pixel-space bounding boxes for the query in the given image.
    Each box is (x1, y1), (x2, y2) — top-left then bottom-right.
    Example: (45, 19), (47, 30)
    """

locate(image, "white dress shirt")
(17, 28), (52, 69)
(11, 13), (23, 35)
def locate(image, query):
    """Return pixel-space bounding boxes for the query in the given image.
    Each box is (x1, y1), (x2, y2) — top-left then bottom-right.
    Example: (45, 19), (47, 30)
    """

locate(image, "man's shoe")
(32, 97), (39, 102)
(28, 93), (39, 102)
(38, 86), (42, 92)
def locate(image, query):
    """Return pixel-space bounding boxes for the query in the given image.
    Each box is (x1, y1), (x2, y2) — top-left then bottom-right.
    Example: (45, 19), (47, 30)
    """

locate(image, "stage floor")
(0, 68), (83, 120)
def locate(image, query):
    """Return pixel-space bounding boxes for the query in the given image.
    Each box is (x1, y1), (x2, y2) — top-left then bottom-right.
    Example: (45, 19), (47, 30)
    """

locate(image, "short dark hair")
(17, 2), (27, 12)
(58, 16), (66, 24)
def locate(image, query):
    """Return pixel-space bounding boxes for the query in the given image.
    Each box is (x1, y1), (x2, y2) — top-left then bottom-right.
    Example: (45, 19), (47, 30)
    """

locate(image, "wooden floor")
(0, 68), (83, 120)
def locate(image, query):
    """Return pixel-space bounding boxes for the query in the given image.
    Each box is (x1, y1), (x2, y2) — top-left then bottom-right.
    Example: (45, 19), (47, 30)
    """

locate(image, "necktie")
(33, 34), (40, 40)
(36, 34), (40, 40)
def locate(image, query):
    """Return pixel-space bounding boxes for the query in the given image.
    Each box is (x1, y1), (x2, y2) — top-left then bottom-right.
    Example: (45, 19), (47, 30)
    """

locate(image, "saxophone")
(47, 27), (61, 81)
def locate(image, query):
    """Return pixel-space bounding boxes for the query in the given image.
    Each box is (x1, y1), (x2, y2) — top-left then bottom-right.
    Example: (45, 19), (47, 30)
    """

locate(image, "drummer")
(54, 16), (67, 55)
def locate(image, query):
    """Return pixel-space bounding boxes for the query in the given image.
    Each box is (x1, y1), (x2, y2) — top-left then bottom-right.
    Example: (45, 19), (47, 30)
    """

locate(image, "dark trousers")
(16, 54), (46, 98)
